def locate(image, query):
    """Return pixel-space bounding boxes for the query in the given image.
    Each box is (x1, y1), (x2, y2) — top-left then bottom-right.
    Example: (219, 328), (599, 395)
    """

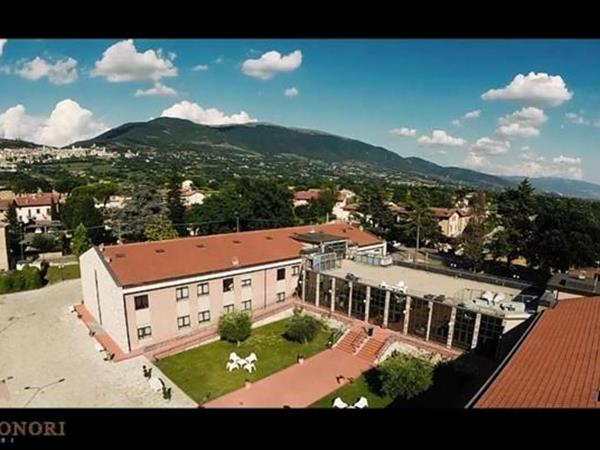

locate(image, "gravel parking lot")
(0, 280), (196, 408)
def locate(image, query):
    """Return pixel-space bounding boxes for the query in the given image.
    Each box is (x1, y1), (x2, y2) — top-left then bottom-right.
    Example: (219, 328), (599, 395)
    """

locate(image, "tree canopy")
(186, 177), (295, 235)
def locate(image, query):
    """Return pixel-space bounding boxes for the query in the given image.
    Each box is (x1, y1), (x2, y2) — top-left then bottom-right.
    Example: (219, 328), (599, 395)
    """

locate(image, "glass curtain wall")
(368, 287), (386, 326)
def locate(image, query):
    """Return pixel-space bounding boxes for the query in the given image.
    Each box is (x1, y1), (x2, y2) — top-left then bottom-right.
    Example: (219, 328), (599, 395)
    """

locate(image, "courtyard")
(0, 280), (196, 408)
(155, 317), (332, 405)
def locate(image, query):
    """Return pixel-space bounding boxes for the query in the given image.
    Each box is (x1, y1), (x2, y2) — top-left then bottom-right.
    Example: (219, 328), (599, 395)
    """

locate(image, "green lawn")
(45, 264), (80, 284)
(311, 369), (392, 408)
(156, 318), (331, 404)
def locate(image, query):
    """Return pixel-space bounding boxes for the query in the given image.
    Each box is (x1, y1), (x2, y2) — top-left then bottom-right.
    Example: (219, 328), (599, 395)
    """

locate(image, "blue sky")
(1, 39), (600, 182)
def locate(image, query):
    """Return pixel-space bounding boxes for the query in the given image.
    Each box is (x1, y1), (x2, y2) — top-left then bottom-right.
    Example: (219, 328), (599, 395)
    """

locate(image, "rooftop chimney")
(232, 256), (239, 267)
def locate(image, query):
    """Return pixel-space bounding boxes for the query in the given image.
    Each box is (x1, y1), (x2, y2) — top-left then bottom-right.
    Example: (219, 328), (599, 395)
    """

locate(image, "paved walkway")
(204, 348), (372, 408)
(0, 280), (196, 408)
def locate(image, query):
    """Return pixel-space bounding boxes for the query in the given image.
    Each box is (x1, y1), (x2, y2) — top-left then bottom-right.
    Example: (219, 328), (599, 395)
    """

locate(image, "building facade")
(14, 192), (61, 224)
(80, 223), (384, 355)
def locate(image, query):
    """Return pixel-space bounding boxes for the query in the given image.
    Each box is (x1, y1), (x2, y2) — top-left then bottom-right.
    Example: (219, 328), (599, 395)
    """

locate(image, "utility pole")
(235, 211), (240, 233)
(414, 210), (421, 264)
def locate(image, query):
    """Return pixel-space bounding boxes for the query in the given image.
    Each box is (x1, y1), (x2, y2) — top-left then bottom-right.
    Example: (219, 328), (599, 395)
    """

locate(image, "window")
(177, 315), (191, 329)
(198, 310), (211, 323)
(242, 300), (252, 311)
(134, 295), (149, 310)
(36, 208), (40, 214)
(176, 286), (189, 301)
(292, 265), (300, 276)
(223, 278), (234, 292)
(137, 326), (152, 340)
(277, 268), (286, 281)
(224, 304), (234, 314)
(197, 282), (209, 296)
(276, 292), (285, 303)
(241, 278), (252, 287)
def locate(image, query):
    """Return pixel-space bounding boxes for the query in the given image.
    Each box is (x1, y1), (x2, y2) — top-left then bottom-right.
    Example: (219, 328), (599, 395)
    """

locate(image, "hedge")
(0, 266), (43, 294)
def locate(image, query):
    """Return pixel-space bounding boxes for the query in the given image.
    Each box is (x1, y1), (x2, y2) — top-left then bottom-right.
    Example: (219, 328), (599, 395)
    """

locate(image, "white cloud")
(464, 110), (481, 119)
(471, 137), (510, 156)
(214, 56), (224, 64)
(553, 154), (581, 165)
(242, 50), (302, 80)
(496, 107), (547, 139)
(389, 127), (417, 137)
(0, 99), (107, 147)
(16, 56), (78, 85)
(464, 151), (583, 179)
(0, 65), (10, 75)
(565, 111), (590, 125)
(284, 87), (299, 97)
(417, 130), (466, 147)
(92, 39), (177, 82)
(0, 39), (6, 58)
(192, 64), (208, 71)
(482, 72), (573, 107)
(451, 119), (461, 127)
(160, 100), (256, 126)
(134, 82), (178, 97)
(520, 149), (545, 163)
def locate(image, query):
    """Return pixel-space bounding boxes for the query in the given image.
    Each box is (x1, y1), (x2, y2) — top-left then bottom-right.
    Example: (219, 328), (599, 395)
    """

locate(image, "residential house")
(292, 189), (321, 207)
(79, 223), (384, 356)
(390, 204), (472, 239)
(14, 192), (62, 225)
(180, 189), (205, 208)
(332, 189), (356, 222)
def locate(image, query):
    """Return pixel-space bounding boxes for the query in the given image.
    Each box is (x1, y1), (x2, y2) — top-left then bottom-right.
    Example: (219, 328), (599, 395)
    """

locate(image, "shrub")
(378, 354), (433, 400)
(283, 311), (323, 344)
(31, 234), (57, 252)
(0, 265), (43, 294)
(218, 311), (252, 345)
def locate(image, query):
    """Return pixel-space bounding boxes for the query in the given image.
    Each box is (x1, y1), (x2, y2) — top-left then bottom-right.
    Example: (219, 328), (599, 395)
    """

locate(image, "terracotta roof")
(101, 223), (382, 287)
(475, 296), (600, 408)
(293, 189), (321, 201)
(179, 189), (204, 198)
(14, 193), (59, 207)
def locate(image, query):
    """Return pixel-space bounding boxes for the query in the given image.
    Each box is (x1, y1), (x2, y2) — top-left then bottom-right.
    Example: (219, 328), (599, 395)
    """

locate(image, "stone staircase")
(356, 336), (389, 363)
(335, 327), (368, 355)
(335, 325), (394, 364)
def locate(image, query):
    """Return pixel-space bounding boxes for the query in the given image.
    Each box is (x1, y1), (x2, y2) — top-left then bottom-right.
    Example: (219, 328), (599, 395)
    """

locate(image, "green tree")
(283, 311), (323, 344)
(491, 179), (536, 266)
(116, 184), (168, 242)
(378, 354), (433, 400)
(166, 174), (186, 236)
(187, 177), (295, 235)
(460, 192), (488, 268)
(143, 215), (179, 241)
(358, 185), (395, 240)
(218, 311), (252, 346)
(70, 223), (92, 256)
(528, 198), (600, 271)
(60, 194), (105, 243)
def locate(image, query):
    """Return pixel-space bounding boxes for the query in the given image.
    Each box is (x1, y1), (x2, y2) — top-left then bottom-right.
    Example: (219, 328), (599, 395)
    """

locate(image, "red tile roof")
(475, 296), (600, 408)
(293, 189), (321, 201)
(14, 193), (60, 207)
(101, 223), (382, 287)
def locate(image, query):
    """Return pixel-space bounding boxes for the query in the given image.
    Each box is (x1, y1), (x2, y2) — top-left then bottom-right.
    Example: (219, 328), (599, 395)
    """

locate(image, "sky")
(1, 39), (600, 183)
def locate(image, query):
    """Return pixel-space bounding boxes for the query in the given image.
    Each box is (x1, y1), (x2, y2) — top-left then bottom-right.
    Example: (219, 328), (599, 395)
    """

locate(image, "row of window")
(135, 291), (287, 311)
(134, 267), (299, 310)
(136, 300), (255, 340)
